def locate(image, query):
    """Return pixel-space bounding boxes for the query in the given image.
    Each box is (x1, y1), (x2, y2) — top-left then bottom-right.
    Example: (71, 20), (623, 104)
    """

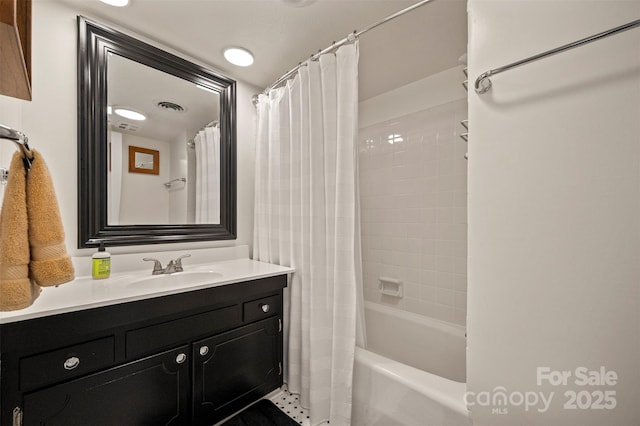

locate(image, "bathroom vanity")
(0, 258), (292, 426)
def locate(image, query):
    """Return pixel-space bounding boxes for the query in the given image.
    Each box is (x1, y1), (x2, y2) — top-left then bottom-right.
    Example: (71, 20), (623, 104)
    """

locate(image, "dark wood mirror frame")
(77, 16), (236, 248)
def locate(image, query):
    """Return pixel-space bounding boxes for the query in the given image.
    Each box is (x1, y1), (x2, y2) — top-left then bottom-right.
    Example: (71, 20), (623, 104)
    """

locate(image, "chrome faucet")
(143, 254), (191, 275)
(142, 258), (164, 275)
(164, 254), (191, 274)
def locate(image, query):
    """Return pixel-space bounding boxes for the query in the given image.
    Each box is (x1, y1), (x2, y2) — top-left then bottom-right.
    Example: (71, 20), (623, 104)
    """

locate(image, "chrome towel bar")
(163, 177), (186, 189)
(475, 18), (640, 94)
(0, 124), (33, 170)
(0, 124), (28, 145)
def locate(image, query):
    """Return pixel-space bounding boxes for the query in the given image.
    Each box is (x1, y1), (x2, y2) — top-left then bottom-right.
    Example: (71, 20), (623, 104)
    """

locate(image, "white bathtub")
(352, 302), (470, 425)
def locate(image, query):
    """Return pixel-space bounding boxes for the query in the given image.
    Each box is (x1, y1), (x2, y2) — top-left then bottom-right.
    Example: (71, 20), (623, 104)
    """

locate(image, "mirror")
(78, 16), (236, 248)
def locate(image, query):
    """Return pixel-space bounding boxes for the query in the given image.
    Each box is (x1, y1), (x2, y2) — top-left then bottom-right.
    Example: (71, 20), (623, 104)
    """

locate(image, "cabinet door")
(192, 317), (281, 425)
(22, 346), (190, 426)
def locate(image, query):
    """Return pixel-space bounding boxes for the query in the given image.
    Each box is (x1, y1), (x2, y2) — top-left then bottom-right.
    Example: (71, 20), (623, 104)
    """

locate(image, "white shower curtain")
(253, 42), (365, 426)
(194, 126), (220, 223)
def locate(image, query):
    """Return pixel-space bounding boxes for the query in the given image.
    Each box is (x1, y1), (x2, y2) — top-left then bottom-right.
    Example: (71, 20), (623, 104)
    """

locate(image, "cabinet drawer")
(23, 345), (191, 426)
(126, 305), (240, 358)
(20, 336), (115, 391)
(243, 294), (281, 323)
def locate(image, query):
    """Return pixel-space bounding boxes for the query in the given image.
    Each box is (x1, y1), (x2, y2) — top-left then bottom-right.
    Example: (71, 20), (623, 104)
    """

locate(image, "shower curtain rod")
(257, 0), (436, 98)
(187, 120), (219, 148)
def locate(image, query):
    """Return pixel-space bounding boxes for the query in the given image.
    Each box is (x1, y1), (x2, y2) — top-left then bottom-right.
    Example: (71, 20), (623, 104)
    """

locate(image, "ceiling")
(56, 0), (467, 101)
(108, 53), (219, 143)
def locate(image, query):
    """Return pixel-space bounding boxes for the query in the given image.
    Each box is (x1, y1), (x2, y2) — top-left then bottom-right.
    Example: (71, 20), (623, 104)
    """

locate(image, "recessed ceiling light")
(223, 47), (254, 67)
(99, 0), (129, 6)
(114, 108), (146, 121)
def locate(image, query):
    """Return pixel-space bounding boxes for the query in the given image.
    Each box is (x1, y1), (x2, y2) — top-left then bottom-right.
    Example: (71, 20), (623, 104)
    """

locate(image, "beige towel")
(0, 152), (40, 311)
(26, 150), (75, 287)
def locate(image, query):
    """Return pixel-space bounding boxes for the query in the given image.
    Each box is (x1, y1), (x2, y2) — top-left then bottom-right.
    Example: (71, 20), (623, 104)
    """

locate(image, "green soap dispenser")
(92, 241), (111, 279)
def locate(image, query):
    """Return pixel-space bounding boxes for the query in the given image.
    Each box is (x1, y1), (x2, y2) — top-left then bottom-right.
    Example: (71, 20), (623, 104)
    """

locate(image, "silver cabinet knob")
(175, 353), (187, 364)
(199, 346), (209, 356)
(64, 356), (80, 370)
(261, 304), (270, 313)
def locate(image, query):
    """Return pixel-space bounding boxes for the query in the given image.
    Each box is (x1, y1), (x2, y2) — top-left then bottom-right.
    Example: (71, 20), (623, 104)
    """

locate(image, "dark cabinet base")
(0, 275), (287, 426)
(23, 346), (190, 426)
(193, 317), (281, 425)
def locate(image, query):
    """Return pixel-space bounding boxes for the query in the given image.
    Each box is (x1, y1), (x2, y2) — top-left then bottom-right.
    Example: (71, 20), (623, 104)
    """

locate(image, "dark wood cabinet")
(0, 0), (32, 100)
(22, 346), (190, 426)
(0, 275), (287, 426)
(192, 317), (281, 425)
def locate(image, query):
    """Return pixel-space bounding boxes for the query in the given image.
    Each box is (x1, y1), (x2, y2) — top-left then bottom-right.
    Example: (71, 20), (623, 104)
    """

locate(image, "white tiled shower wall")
(359, 99), (468, 325)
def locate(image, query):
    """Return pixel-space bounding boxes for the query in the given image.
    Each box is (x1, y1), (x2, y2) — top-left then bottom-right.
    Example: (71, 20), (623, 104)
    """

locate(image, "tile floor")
(270, 387), (311, 426)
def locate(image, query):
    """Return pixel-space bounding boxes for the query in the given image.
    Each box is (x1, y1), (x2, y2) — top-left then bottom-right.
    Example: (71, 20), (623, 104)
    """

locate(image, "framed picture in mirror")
(129, 146), (159, 175)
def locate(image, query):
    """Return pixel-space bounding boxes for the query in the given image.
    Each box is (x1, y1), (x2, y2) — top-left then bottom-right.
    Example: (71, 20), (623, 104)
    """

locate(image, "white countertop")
(0, 258), (293, 324)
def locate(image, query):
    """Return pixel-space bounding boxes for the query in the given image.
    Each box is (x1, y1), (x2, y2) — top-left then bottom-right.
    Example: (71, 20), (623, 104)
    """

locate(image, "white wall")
(107, 130), (123, 224)
(467, 2), (640, 425)
(0, 0), (260, 257)
(0, 96), (24, 211)
(359, 66), (468, 325)
(359, 65), (468, 128)
(168, 130), (189, 223)
(118, 133), (170, 224)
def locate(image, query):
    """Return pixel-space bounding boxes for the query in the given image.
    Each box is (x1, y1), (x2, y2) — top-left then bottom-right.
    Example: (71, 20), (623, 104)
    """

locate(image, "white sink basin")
(126, 271), (224, 289)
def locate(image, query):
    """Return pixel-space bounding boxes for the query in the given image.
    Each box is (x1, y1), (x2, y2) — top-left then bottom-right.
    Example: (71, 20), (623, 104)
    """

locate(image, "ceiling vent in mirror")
(116, 122), (140, 132)
(156, 101), (186, 113)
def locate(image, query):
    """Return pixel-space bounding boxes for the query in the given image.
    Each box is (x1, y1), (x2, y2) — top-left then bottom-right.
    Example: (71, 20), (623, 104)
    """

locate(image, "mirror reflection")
(106, 53), (220, 226)
(133, 152), (155, 170)
(78, 16), (236, 248)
